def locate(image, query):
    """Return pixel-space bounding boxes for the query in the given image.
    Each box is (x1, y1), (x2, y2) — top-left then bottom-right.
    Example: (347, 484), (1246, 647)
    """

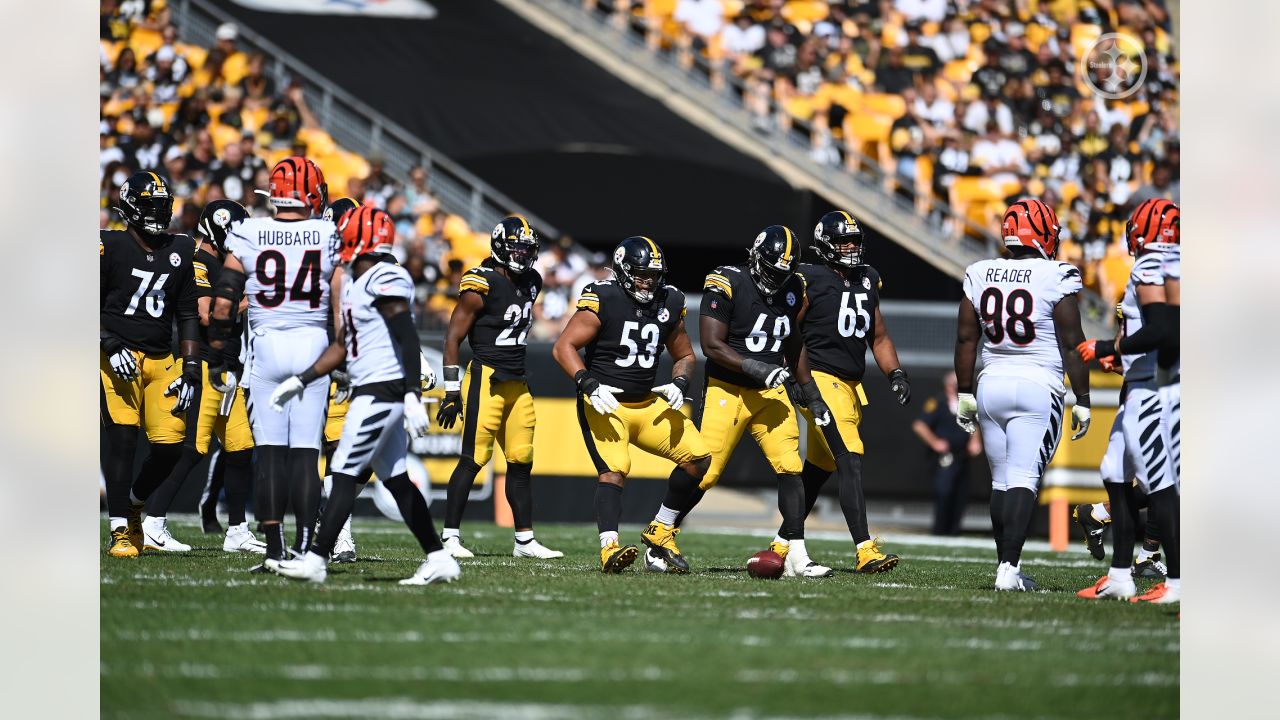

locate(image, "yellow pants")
(461, 361), (535, 466)
(191, 363), (254, 454)
(324, 387), (349, 445)
(577, 395), (710, 476)
(100, 350), (186, 444)
(804, 370), (869, 471)
(698, 376), (802, 489)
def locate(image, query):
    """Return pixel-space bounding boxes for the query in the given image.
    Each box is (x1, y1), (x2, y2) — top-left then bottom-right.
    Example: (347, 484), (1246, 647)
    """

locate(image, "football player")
(684, 225), (834, 577)
(1076, 198), (1180, 603)
(552, 237), (711, 573)
(208, 156), (341, 567)
(320, 197), (361, 562)
(101, 172), (202, 557)
(267, 207), (459, 585)
(436, 216), (562, 560)
(788, 211), (907, 574)
(954, 199), (1091, 591)
(140, 199), (264, 554)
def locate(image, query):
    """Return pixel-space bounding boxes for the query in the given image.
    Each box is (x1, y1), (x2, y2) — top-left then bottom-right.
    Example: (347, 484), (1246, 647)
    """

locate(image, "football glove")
(888, 368), (911, 405)
(101, 333), (139, 382)
(165, 359), (201, 414)
(208, 354), (238, 393)
(270, 375), (306, 412)
(436, 391), (463, 429)
(1071, 403), (1092, 441)
(419, 351), (437, 392)
(576, 370), (620, 415)
(331, 369), (352, 404)
(741, 358), (790, 389)
(801, 381), (832, 427)
(403, 393), (430, 438)
(956, 392), (978, 434)
(651, 376), (689, 411)
(1077, 339), (1117, 364)
(1099, 356), (1121, 374)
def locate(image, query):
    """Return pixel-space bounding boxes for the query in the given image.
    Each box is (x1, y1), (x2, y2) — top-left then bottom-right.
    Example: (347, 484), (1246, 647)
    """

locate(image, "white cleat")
(994, 562), (1030, 591)
(782, 543), (833, 578)
(142, 516), (192, 552)
(399, 550), (462, 585)
(1078, 573), (1136, 600)
(331, 526), (357, 564)
(223, 522), (267, 554)
(267, 552), (328, 583)
(643, 547), (669, 573)
(443, 536), (474, 559)
(513, 539), (564, 559)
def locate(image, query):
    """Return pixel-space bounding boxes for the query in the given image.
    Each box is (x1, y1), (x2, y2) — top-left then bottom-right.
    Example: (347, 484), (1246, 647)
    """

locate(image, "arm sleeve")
(382, 310), (422, 396)
(1116, 302), (1171, 356)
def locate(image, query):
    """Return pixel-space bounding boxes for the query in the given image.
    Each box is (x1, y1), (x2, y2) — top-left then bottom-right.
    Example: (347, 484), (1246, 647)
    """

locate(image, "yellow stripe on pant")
(461, 362), (536, 466)
(576, 395), (709, 476)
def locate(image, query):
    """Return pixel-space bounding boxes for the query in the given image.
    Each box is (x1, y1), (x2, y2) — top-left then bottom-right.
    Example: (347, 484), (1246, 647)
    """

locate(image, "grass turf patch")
(101, 519), (1177, 719)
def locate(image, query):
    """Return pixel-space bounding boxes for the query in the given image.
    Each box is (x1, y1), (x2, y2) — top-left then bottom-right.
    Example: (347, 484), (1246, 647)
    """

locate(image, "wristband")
(1094, 339), (1117, 359)
(1074, 392), (1091, 408)
(299, 367), (321, 384)
(888, 368), (908, 383)
(100, 331), (125, 355)
(672, 375), (690, 394)
(444, 365), (462, 393)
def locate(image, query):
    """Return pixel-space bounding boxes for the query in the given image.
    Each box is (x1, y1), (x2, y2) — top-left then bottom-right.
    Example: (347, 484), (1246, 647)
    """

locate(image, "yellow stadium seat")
(241, 106), (270, 133)
(722, 0), (744, 16)
(1070, 24), (1102, 61)
(1060, 180), (1081, 206)
(175, 42), (206, 70)
(442, 214), (472, 246)
(784, 96), (818, 122)
(222, 52), (250, 87)
(295, 128), (339, 157)
(1025, 22), (1053, 52)
(943, 59), (974, 85)
(860, 93), (906, 119)
(129, 28), (164, 62)
(846, 114), (893, 144)
(208, 122), (241, 154)
(101, 40), (125, 65)
(970, 23), (991, 45)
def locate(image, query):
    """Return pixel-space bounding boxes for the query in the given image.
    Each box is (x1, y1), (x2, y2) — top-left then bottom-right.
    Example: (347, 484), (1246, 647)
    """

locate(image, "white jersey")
(1162, 246), (1180, 282)
(963, 257), (1082, 395)
(226, 216), (338, 332)
(1119, 252), (1165, 379)
(342, 260), (416, 387)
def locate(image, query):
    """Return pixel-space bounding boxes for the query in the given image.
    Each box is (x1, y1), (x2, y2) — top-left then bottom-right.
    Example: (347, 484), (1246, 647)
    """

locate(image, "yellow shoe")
(107, 528), (139, 558)
(854, 538), (899, 574)
(126, 505), (144, 551)
(641, 522), (689, 573)
(768, 541), (790, 560)
(600, 542), (639, 573)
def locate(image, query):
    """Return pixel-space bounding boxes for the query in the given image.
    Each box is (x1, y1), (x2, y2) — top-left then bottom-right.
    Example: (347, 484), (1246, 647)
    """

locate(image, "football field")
(101, 519), (1178, 719)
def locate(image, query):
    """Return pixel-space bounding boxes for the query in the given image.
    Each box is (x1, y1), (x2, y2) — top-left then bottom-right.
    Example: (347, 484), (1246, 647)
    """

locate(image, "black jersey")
(700, 263), (807, 388)
(193, 245), (243, 362)
(798, 262), (882, 382)
(100, 229), (199, 355)
(577, 280), (687, 401)
(458, 258), (542, 380)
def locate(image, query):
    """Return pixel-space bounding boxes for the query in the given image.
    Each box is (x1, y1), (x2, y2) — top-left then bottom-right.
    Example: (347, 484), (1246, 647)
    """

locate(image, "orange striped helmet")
(336, 206), (395, 262)
(1001, 198), (1060, 259)
(268, 156), (328, 216)
(1126, 198), (1179, 255)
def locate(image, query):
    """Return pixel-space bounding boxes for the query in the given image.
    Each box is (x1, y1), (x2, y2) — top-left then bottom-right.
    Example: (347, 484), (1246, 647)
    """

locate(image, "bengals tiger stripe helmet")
(336, 206), (395, 262)
(268, 156), (328, 216)
(1126, 198), (1179, 256)
(1001, 198), (1060, 259)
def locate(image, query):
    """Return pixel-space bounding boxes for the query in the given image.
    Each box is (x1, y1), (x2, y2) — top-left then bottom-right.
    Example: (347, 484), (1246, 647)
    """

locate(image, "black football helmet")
(118, 171), (174, 235)
(197, 199), (249, 255)
(812, 210), (865, 267)
(612, 236), (667, 304)
(322, 196), (359, 224)
(748, 225), (800, 296)
(491, 215), (540, 273)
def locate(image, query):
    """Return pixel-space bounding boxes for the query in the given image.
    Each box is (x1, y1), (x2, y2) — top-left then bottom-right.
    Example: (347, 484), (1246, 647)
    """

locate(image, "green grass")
(101, 519), (1178, 719)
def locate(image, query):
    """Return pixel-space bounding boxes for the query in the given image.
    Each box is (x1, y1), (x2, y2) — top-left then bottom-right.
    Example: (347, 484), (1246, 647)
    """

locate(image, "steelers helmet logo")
(491, 223), (504, 240)
(213, 207), (232, 227)
(657, 307), (670, 322)
(786, 291), (796, 307)
(169, 252), (182, 267)
(753, 232), (766, 247)
(862, 276), (871, 289)
(813, 222), (824, 241)
(613, 246), (626, 265)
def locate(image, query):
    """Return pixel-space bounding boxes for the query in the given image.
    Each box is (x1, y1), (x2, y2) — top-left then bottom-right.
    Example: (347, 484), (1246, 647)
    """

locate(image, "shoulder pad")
(576, 282), (606, 314)
(459, 268), (491, 295)
(704, 269), (734, 298)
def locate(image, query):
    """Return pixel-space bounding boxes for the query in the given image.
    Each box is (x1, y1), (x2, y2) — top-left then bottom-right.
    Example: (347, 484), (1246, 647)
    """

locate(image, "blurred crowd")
(583, 0), (1178, 313)
(99, 0), (597, 334)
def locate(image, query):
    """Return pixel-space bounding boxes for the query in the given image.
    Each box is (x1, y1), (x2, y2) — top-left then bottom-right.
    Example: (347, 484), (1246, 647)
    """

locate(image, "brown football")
(746, 550), (785, 579)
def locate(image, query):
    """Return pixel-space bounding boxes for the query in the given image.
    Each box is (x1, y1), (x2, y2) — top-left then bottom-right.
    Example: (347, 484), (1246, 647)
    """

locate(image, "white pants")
(246, 327), (328, 449)
(1099, 405), (1143, 486)
(331, 394), (408, 480)
(977, 377), (1064, 493)
(1121, 380), (1176, 494)
(1159, 381), (1180, 485)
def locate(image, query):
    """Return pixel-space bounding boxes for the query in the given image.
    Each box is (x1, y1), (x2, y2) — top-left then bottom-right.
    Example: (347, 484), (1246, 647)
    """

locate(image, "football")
(746, 550), (785, 579)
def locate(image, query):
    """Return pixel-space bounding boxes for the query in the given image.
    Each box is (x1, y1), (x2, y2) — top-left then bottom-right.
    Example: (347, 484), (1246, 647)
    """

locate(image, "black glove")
(208, 352), (237, 392)
(740, 358), (790, 389)
(331, 368), (352, 403)
(167, 358), (201, 414)
(801, 381), (832, 426)
(101, 331), (139, 382)
(784, 377), (807, 409)
(436, 391), (463, 429)
(888, 368), (911, 406)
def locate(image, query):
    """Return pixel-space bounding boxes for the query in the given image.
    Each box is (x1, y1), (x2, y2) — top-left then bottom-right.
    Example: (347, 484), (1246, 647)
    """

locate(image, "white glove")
(419, 351), (437, 392)
(107, 348), (139, 382)
(403, 393), (430, 438)
(1071, 405), (1092, 441)
(331, 369), (352, 404)
(956, 392), (978, 434)
(651, 383), (684, 411)
(588, 383), (622, 415)
(763, 367), (791, 389)
(270, 375), (306, 412)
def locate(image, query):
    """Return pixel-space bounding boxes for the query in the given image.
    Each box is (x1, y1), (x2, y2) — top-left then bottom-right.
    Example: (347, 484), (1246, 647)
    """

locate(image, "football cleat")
(1133, 553), (1168, 579)
(1017, 570), (1039, 592)
(640, 522), (689, 573)
(600, 542), (639, 573)
(332, 526), (357, 564)
(1077, 574), (1136, 600)
(1073, 504), (1109, 560)
(200, 502), (223, 535)
(400, 551), (462, 586)
(1131, 581), (1180, 604)
(443, 536), (475, 559)
(853, 538), (900, 574)
(994, 562), (1030, 591)
(643, 547), (669, 573)
(223, 523), (267, 554)
(126, 505), (144, 550)
(142, 516), (192, 552)
(107, 528), (139, 558)
(267, 552), (328, 583)
(783, 548), (833, 578)
(768, 541), (790, 560)
(513, 539), (564, 559)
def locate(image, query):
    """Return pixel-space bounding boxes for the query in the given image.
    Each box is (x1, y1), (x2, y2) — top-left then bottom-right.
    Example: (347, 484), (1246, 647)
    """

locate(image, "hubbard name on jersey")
(798, 262), (881, 381)
(962, 258), (1082, 395)
(225, 216), (339, 331)
(458, 258), (542, 380)
(342, 259), (416, 389)
(701, 264), (806, 388)
(100, 229), (198, 354)
(577, 280), (687, 401)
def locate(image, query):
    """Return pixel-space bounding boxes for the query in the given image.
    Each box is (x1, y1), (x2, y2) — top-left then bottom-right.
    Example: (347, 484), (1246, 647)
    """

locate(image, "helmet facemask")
(622, 267), (663, 304)
(124, 191), (174, 235)
(496, 238), (539, 273)
(749, 249), (792, 296)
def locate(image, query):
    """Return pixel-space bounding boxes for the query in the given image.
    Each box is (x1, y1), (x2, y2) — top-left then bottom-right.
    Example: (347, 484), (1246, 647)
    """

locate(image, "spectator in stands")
(425, 259), (466, 328)
(875, 46), (913, 95)
(971, 120), (1027, 187)
(404, 165), (439, 216)
(1132, 161), (1179, 205)
(363, 157), (399, 203)
(240, 53), (276, 111)
(183, 129), (216, 177)
(122, 120), (171, 173)
(912, 81), (953, 130)
(749, 23), (799, 130)
(570, 252), (611, 306)
(143, 45), (185, 104)
(214, 23), (248, 85)
(894, 0), (947, 24)
(721, 12), (766, 73)
(107, 46), (141, 92)
(208, 141), (258, 205)
(1100, 123), (1142, 207)
(898, 22), (940, 81)
(913, 372), (982, 536)
(931, 130), (970, 201)
(674, 0), (725, 72)
(924, 15), (970, 63)
(971, 42), (1008, 99)
(962, 91), (1014, 136)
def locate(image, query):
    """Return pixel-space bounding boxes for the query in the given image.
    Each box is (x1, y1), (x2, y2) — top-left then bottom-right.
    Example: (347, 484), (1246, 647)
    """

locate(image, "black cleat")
(1073, 504), (1108, 561)
(1133, 553), (1168, 579)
